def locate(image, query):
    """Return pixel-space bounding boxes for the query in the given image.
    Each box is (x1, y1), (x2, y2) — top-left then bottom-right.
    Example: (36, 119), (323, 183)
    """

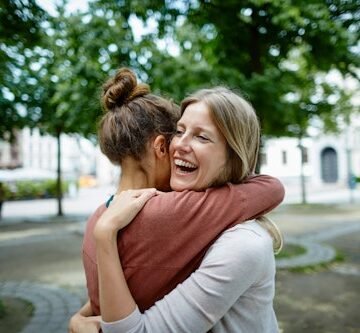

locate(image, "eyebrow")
(177, 122), (220, 141)
(177, 122), (215, 132)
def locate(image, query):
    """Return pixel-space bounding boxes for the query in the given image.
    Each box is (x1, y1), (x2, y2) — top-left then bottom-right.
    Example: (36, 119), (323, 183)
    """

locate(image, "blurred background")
(0, 0), (359, 214)
(0, 1), (359, 332)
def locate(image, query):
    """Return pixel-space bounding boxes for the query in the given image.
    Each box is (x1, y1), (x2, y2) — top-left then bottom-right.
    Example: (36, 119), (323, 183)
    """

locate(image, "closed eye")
(197, 135), (210, 142)
(175, 130), (184, 136)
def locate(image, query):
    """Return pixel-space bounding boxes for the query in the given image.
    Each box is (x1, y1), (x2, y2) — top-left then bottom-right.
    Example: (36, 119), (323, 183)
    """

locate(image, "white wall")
(21, 128), (97, 180)
(261, 137), (312, 180)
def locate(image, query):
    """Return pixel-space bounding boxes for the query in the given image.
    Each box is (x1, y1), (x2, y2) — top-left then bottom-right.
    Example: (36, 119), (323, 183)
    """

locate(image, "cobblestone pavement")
(0, 281), (84, 333)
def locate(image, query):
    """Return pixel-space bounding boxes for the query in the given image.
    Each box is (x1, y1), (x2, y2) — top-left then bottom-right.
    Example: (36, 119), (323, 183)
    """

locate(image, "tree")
(121, 0), (359, 202)
(21, 2), (136, 215)
(156, 0), (358, 131)
(0, 0), (47, 140)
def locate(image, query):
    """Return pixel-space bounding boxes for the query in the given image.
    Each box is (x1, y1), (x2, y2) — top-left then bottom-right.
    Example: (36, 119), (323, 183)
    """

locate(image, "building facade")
(1, 120), (359, 189)
(261, 117), (360, 188)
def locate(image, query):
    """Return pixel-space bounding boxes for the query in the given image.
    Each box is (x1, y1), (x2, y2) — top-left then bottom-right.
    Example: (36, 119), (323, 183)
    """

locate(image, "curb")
(276, 237), (336, 269)
(276, 222), (360, 269)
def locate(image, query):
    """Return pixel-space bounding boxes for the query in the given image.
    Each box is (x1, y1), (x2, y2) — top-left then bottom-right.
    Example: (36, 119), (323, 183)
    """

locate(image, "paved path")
(0, 281), (84, 333)
(1, 217), (359, 333)
(0, 185), (359, 332)
(276, 221), (360, 270)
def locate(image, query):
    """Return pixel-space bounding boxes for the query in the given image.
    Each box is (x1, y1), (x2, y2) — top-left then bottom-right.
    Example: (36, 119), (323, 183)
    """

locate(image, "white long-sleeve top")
(101, 220), (279, 333)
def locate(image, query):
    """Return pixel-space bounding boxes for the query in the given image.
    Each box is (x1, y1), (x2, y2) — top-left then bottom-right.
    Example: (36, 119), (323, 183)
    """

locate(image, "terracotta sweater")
(82, 175), (284, 315)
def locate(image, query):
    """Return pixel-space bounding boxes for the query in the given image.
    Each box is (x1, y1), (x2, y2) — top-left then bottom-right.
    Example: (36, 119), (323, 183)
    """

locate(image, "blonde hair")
(256, 216), (283, 254)
(181, 87), (260, 185)
(181, 86), (283, 253)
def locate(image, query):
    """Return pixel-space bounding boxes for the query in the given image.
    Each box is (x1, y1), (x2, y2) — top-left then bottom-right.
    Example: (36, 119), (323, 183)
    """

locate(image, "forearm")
(139, 174), (284, 228)
(69, 299), (101, 333)
(96, 232), (136, 322)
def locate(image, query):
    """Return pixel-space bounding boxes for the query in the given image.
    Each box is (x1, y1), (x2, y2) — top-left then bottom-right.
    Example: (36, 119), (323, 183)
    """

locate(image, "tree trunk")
(298, 135), (307, 204)
(255, 136), (263, 174)
(56, 129), (63, 216)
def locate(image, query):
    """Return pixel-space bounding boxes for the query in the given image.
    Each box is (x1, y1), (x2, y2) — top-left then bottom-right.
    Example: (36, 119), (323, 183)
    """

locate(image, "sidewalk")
(0, 185), (116, 224)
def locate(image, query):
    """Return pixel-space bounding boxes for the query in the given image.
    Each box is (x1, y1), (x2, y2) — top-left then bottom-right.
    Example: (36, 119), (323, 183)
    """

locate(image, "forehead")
(178, 101), (215, 128)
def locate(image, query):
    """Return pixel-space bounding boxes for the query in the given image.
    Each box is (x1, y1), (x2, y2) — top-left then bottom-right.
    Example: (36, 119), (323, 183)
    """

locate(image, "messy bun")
(102, 68), (150, 110)
(98, 68), (180, 164)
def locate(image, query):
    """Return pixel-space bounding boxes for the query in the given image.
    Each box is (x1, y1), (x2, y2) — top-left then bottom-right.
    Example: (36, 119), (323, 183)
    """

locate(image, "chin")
(170, 180), (191, 192)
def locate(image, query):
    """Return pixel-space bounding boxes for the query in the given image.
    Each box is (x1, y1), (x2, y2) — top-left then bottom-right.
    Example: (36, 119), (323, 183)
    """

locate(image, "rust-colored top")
(82, 175), (284, 315)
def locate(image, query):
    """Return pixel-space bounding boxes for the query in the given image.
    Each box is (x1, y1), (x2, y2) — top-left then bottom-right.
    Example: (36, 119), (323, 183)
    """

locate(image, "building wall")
(1, 119), (359, 189)
(261, 137), (312, 183)
(13, 128), (97, 180)
(0, 132), (22, 168)
(261, 121), (360, 188)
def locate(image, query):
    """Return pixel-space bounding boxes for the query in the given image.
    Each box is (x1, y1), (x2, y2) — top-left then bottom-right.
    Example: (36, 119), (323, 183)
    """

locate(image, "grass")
(279, 203), (343, 214)
(276, 243), (307, 259)
(276, 242), (346, 273)
(288, 250), (346, 273)
(276, 202), (360, 215)
(0, 297), (34, 333)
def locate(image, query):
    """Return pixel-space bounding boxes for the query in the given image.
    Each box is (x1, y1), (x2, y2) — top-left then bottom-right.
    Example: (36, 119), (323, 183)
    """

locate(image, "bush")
(2, 180), (69, 201)
(0, 298), (6, 318)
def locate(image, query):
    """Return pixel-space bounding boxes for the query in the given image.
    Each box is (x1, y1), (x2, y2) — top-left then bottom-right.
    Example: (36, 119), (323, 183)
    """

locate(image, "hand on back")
(94, 188), (159, 240)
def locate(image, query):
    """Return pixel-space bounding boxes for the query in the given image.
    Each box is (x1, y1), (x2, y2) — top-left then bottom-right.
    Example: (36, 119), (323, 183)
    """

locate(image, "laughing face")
(169, 101), (228, 191)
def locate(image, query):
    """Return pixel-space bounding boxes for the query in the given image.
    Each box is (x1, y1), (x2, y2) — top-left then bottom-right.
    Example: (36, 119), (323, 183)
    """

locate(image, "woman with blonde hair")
(92, 86), (283, 333)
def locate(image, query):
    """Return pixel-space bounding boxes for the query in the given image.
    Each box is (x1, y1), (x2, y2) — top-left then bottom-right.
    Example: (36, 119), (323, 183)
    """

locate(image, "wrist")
(93, 223), (118, 243)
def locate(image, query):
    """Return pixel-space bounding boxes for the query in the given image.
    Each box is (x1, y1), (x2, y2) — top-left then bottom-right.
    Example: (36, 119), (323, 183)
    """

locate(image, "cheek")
(209, 149), (227, 173)
(169, 139), (176, 155)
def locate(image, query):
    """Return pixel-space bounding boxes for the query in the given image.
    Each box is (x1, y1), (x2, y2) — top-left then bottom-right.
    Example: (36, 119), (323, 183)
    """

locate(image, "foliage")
(126, 0), (359, 137)
(2, 0), (358, 139)
(0, 0), (359, 213)
(2, 180), (69, 201)
(0, 0), (47, 141)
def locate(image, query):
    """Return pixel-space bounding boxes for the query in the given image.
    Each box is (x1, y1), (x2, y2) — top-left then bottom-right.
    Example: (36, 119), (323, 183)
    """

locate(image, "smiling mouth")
(174, 159), (198, 174)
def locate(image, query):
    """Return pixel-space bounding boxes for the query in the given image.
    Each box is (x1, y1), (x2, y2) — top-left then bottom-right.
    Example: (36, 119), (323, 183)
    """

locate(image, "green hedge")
(1, 180), (69, 201)
(0, 298), (6, 318)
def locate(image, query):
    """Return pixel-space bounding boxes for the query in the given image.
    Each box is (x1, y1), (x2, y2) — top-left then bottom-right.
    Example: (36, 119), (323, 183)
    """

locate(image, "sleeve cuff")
(101, 306), (142, 333)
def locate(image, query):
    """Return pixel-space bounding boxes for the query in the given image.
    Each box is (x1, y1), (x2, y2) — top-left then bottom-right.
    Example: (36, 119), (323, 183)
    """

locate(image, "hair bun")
(102, 68), (150, 110)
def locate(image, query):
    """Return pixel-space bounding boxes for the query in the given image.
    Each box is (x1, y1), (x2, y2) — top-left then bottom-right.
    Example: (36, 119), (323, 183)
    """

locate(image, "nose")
(172, 133), (192, 153)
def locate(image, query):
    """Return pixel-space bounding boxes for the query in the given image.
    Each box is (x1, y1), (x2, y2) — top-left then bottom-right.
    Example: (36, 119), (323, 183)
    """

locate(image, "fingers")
(113, 188), (157, 202)
(126, 188), (157, 198)
(135, 188), (157, 207)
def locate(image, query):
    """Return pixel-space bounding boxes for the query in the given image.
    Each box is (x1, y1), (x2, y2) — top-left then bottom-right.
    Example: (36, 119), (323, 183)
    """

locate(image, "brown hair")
(181, 87), (260, 185)
(99, 68), (180, 164)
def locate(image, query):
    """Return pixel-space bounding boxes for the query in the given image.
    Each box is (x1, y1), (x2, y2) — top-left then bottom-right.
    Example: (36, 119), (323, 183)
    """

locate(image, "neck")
(117, 158), (153, 193)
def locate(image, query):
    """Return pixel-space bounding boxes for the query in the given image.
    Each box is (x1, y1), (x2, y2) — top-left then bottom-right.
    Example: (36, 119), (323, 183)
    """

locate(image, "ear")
(153, 135), (168, 159)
